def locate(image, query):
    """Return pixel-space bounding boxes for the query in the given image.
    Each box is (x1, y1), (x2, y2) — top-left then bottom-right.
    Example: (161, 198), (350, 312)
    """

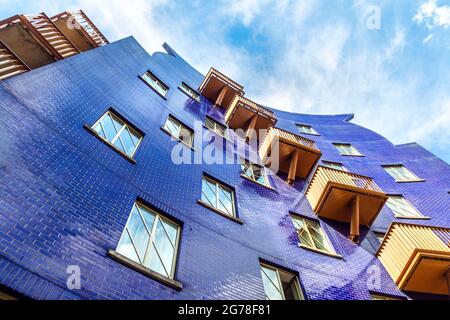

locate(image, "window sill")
(107, 250), (183, 291)
(197, 200), (243, 225)
(299, 244), (343, 259)
(240, 174), (276, 191)
(394, 215), (431, 220)
(84, 125), (137, 164)
(139, 76), (168, 100)
(160, 127), (196, 151)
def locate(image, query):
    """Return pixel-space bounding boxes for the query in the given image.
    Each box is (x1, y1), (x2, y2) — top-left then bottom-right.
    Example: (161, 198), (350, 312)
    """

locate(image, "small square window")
(385, 195), (425, 219)
(205, 117), (228, 138)
(334, 143), (363, 156)
(292, 216), (334, 254)
(179, 82), (200, 102)
(383, 165), (422, 182)
(322, 161), (347, 171)
(163, 115), (194, 147)
(297, 124), (319, 135)
(141, 71), (169, 98)
(200, 176), (236, 218)
(240, 158), (270, 187)
(91, 110), (142, 158)
(259, 263), (304, 300)
(116, 202), (181, 279)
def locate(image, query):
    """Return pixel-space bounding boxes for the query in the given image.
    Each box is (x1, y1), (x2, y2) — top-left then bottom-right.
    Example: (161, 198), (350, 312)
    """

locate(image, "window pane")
(146, 243), (169, 277)
(179, 126), (193, 146)
(138, 205), (156, 232)
(386, 196), (422, 217)
(100, 113), (121, 141)
(126, 206), (150, 260)
(143, 72), (168, 97)
(113, 136), (127, 153)
(260, 266), (284, 300)
(116, 230), (140, 263)
(241, 160), (253, 178)
(218, 186), (233, 216)
(147, 219), (175, 277)
(201, 178), (217, 207)
(120, 127), (137, 156)
(164, 117), (180, 137)
(253, 165), (267, 185)
(307, 222), (328, 251)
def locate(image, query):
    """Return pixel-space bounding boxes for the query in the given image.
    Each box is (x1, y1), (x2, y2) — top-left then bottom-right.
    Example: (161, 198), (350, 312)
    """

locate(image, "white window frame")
(385, 195), (426, 219)
(322, 161), (347, 172)
(297, 124), (319, 135)
(179, 82), (200, 102)
(116, 202), (181, 279)
(200, 176), (236, 217)
(91, 110), (143, 158)
(163, 115), (194, 148)
(334, 143), (363, 156)
(259, 263), (304, 300)
(383, 165), (423, 182)
(240, 158), (270, 187)
(292, 216), (335, 254)
(205, 116), (228, 139)
(141, 70), (169, 98)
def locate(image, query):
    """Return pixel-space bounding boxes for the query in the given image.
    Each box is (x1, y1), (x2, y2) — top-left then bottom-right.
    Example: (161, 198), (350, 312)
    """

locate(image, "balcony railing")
(305, 166), (387, 242)
(225, 96), (277, 142)
(68, 10), (108, 47)
(259, 127), (321, 184)
(198, 67), (244, 109)
(0, 40), (29, 80)
(377, 223), (450, 296)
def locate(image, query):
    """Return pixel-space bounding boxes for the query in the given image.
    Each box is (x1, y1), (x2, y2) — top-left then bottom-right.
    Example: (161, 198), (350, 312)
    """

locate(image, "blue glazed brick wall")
(0, 36), (448, 300)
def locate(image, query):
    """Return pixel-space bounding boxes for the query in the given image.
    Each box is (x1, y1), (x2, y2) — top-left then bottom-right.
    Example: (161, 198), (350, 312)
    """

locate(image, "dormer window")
(141, 70), (169, 98)
(383, 165), (423, 182)
(333, 143), (363, 156)
(179, 82), (200, 102)
(297, 124), (319, 135)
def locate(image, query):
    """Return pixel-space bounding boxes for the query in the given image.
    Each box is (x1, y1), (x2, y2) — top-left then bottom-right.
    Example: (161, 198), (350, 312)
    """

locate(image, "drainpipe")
(349, 195), (360, 243)
(287, 150), (299, 185)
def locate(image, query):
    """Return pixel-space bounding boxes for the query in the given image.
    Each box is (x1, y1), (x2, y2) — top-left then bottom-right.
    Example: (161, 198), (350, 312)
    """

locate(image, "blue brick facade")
(0, 36), (448, 300)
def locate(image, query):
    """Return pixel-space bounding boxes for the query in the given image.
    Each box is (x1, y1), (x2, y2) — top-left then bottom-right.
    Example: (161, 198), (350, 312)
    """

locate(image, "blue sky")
(1, 0), (449, 163)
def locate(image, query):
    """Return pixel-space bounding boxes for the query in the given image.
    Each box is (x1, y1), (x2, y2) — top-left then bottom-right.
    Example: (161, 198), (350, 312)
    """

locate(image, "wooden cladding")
(305, 166), (386, 231)
(377, 223), (450, 296)
(225, 96), (277, 142)
(259, 127), (321, 183)
(199, 67), (244, 109)
(0, 40), (29, 80)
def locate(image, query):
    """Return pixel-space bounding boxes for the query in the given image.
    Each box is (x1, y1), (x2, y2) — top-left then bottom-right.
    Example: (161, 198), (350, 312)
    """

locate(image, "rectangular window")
(141, 71), (169, 98)
(205, 117), (228, 138)
(297, 124), (319, 135)
(201, 176), (236, 217)
(334, 143), (363, 156)
(385, 195), (424, 219)
(240, 158), (269, 186)
(383, 165), (422, 182)
(292, 216), (333, 253)
(374, 232), (385, 243)
(322, 161), (347, 171)
(163, 115), (194, 147)
(179, 82), (200, 102)
(259, 263), (304, 300)
(116, 202), (181, 279)
(91, 110), (142, 157)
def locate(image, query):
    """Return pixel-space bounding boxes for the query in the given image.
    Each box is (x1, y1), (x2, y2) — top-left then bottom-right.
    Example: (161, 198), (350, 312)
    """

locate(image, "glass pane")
(126, 206), (150, 260)
(117, 230), (140, 263)
(113, 136), (127, 153)
(130, 130), (141, 146)
(260, 266), (284, 300)
(160, 219), (178, 246)
(205, 117), (215, 130)
(119, 127), (137, 156)
(100, 113), (121, 141)
(308, 223), (328, 251)
(218, 186), (233, 216)
(253, 165), (267, 185)
(146, 243), (169, 277)
(241, 160), (253, 178)
(137, 205), (156, 233)
(164, 117), (179, 137)
(93, 122), (106, 139)
(201, 178), (217, 207)
(179, 126), (193, 146)
(150, 219), (175, 276)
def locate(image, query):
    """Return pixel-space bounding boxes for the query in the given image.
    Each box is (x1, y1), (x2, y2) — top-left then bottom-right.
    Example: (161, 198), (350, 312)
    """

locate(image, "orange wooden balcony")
(377, 223), (450, 296)
(199, 68), (244, 108)
(225, 96), (277, 142)
(51, 10), (108, 52)
(0, 13), (79, 70)
(0, 40), (29, 80)
(259, 127), (321, 185)
(305, 166), (387, 242)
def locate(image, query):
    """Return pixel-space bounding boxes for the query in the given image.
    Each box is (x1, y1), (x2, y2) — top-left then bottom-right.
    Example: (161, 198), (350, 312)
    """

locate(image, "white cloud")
(414, 0), (450, 29)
